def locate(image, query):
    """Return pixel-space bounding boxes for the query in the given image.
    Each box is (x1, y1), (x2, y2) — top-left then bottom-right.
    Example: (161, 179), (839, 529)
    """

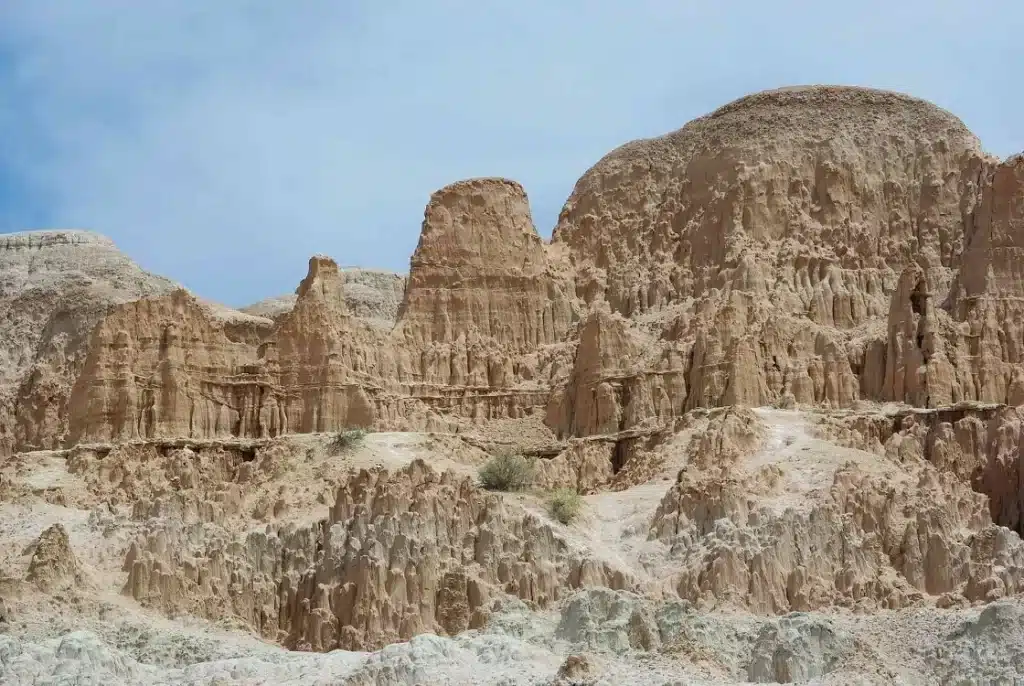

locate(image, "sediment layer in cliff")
(3, 85), (1022, 453)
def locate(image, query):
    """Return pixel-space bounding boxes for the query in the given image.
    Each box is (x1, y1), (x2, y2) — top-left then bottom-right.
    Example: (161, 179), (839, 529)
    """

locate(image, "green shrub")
(329, 428), (367, 455)
(478, 450), (534, 491)
(547, 488), (584, 524)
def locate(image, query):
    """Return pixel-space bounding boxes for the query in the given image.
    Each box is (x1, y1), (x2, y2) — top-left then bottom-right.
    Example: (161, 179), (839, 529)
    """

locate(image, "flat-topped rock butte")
(2, 85), (1024, 685)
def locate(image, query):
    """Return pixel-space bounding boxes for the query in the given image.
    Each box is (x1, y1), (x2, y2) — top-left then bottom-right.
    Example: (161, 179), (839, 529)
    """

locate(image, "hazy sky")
(0, 2), (1021, 306)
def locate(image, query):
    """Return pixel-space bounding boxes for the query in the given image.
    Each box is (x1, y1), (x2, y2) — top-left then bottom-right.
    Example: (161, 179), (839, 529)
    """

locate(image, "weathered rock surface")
(25, 523), (86, 591)
(0, 231), (178, 455)
(554, 86), (982, 316)
(241, 266), (407, 326)
(398, 177), (573, 348)
(0, 597), (1015, 685)
(815, 403), (1024, 535)
(67, 260), (419, 443)
(650, 408), (1024, 614)
(745, 614), (854, 683)
(65, 178), (577, 445)
(66, 289), (261, 444)
(2, 84), (1024, 684)
(545, 86), (1024, 434)
(0, 231), (276, 455)
(9, 87), (1022, 455)
(121, 458), (626, 651)
(4, 402), (1024, 683)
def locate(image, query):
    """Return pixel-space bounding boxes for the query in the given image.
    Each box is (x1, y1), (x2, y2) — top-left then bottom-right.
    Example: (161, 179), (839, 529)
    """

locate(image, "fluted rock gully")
(3, 86), (1024, 685)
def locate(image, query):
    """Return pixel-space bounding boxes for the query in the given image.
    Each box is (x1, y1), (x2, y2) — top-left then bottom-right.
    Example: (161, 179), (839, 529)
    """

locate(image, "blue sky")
(0, 2), (1021, 306)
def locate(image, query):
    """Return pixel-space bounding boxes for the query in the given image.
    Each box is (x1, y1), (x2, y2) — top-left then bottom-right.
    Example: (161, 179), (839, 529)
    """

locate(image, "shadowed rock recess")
(3, 86), (1024, 685)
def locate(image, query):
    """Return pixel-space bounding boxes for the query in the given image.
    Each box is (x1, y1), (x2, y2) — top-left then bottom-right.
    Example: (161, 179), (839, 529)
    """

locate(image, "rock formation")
(13, 88), (1019, 454)
(815, 403), (1024, 535)
(25, 523), (86, 591)
(553, 87), (981, 316)
(66, 289), (261, 443)
(241, 266), (407, 327)
(120, 458), (626, 651)
(398, 177), (573, 348)
(546, 86), (1022, 432)
(2, 84), (1024, 684)
(0, 231), (278, 455)
(64, 177), (579, 445)
(651, 442), (1024, 612)
(0, 231), (178, 455)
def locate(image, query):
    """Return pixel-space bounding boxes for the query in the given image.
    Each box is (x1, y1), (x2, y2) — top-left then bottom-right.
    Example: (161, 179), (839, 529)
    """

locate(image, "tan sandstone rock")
(25, 523), (86, 591)
(544, 86), (1007, 430)
(398, 177), (573, 348)
(66, 178), (580, 444)
(10, 88), (1024, 453)
(651, 408), (1024, 613)
(120, 459), (629, 651)
(242, 267), (407, 327)
(0, 231), (179, 454)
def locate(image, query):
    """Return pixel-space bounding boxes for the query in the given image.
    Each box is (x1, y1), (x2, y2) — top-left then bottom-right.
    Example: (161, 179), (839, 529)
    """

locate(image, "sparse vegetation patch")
(329, 428), (367, 455)
(547, 488), (584, 524)
(478, 450), (534, 491)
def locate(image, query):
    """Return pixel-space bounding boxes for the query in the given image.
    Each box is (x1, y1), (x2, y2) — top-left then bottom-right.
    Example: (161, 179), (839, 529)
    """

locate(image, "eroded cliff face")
(873, 159), (1024, 409)
(651, 415), (1024, 613)
(815, 403), (1024, 536)
(20, 86), (1022, 459)
(398, 178), (574, 348)
(8, 408), (1024, 683)
(4, 85), (1024, 684)
(66, 290), (263, 444)
(66, 260), (422, 444)
(545, 86), (1024, 436)
(552, 87), (985, 313)
(121, 459), (627, 651)
(0, 231), (180, 455)
(64, 179), (577, 444)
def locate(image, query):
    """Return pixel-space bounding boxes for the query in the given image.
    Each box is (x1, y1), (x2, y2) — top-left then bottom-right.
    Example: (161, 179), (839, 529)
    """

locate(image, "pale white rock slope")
(2, 407), (1024, 684)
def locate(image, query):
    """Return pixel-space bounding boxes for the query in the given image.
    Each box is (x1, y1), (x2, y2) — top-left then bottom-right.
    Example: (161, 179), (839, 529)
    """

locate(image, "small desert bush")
(329, 428), (367, 455)
(547, 488), (583, 524)
(478, 450), (534, 491)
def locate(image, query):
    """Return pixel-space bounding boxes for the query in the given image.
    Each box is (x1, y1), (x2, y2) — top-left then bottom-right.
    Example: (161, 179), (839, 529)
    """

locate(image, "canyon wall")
(0, 231), (179, 455)
(3, 86), (1022, 453)
(64, 179), (576, 445)
(547, 86), (1024, 436)
(5, 85), (1024, 672)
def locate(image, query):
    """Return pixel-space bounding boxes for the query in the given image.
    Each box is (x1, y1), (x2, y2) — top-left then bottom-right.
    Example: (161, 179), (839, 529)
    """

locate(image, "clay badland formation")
(2, 86), (1024, 684)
